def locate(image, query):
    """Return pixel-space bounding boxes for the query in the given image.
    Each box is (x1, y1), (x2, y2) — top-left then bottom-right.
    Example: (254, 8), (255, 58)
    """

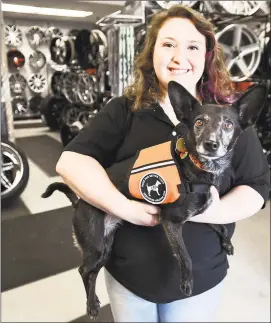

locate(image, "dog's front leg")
(162, 217), (193, 297)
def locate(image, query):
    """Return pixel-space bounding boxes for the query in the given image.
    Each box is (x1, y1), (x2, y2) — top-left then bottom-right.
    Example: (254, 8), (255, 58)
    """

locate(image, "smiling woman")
(57, 3), (270, 323)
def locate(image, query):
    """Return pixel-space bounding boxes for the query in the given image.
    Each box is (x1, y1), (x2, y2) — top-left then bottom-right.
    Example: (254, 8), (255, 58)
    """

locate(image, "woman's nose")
(172, 48), (188, 64)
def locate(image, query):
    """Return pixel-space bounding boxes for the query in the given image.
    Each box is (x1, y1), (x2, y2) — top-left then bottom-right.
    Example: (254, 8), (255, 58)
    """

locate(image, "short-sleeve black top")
(64, 96), (270, 303)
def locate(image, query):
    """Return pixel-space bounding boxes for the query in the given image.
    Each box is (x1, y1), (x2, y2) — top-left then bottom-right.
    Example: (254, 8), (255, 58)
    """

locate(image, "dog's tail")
(41, 182), (78, 207)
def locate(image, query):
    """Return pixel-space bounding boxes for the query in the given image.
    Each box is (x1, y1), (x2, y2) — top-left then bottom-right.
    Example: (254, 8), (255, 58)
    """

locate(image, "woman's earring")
(201, 75), (204, 87)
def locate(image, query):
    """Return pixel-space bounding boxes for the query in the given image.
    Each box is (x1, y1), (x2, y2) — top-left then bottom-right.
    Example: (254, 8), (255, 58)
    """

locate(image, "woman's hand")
(188, 186), (221, 223)
(118, 199), (161, 227)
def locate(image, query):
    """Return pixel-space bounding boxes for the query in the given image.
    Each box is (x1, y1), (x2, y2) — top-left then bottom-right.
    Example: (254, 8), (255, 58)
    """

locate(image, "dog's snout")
(203, 140), (219, 152)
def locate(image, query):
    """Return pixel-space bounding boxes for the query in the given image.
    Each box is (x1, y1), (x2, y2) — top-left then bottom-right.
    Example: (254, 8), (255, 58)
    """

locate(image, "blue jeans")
(104, 269), (225, 322)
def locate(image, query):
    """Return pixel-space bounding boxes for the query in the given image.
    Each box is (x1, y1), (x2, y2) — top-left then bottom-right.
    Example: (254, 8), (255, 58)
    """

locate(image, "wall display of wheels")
(62, 72), (81, 104)
(27, 73), (47, 93)
(40, 96), (69, 130)
(11, 96), (28, 117)
(50, 71), (100, 106)
(7, 49), (25, 70)
(51, 71), (65, 96)
(49, 28), (108, 70)
(1, 140), (30, 206)
(152, 1), (268, 15)
(45, 27), (63, 42)
(77, 73), (99, 106)
(215, 1), (263, 16)
(155, 1), (197, 9)
(50, 36), (76, 65)
(199, 1), (267, 16)
(5, 25), (23, 47)
(26, 26), (46, 48)
(29, 50), (47, 70)
(61, 104), (84, 127)
(9, 73), (27, 95)
(74, 29), (108, 69)
(28, 95), (45, 114)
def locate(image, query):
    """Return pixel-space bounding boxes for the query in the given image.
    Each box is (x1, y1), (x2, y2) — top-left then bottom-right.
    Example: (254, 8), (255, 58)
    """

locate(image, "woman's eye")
(188, 45), (199, 51)
(163, 42), (175, 48)
(225, 120), (233, 129)
(195, 119), (203, 127)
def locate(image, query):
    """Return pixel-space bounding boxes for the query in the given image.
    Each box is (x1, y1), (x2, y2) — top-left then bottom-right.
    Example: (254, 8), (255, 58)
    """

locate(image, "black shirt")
(64, 96), (270, 303)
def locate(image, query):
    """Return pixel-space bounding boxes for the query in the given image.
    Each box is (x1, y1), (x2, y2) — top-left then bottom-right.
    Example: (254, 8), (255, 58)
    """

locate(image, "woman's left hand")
(188, 186), (221, 223)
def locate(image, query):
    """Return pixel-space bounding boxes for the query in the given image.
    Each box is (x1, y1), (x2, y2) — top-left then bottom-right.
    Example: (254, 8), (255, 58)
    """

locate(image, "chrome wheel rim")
(156, 1), (197, 8)
(5, 25), (23, 47)
(63, 73), (80, 104)
(1, 142), (24, 197)
(9, 73), (27, 94)
(216, 24), (261, 81)
(28, 74), (47, 93)
(217, 1), (262, 16)
(77, 73), (98, 105)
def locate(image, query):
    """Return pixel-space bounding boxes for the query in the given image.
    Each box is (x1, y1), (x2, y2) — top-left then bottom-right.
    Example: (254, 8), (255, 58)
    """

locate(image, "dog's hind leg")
(79, 252), (103, 320)
(162, 219), (193, 297)
(81, 229), (118, 320)
(208, 224), (234, 255)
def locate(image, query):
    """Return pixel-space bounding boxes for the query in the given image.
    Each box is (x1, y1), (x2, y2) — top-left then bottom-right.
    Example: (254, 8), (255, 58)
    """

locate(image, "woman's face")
(153, 17), (206, 98)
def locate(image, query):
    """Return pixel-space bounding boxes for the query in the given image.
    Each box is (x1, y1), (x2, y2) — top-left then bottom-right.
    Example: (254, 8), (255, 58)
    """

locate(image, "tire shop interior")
(1, 1), (270, 322)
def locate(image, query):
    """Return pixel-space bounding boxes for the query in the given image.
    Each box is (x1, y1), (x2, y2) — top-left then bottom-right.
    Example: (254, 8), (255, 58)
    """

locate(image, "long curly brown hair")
(124, 5), (235, 111)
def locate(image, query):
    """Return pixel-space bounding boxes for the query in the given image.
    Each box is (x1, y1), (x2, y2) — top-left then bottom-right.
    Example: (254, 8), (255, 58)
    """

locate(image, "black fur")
(42, 81), (268, 319)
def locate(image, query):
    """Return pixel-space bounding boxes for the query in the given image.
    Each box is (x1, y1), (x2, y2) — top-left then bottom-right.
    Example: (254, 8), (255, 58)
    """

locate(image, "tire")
(1, 140), (29, 206)
(40, 96), (67, 130)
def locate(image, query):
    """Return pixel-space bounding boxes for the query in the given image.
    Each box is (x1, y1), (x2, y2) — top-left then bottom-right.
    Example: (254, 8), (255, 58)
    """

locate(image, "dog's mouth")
(196, 144), (227, 160)
(199, 153), (220, 160)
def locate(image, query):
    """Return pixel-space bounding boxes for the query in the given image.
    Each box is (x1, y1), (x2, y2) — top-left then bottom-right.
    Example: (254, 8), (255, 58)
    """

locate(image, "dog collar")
(175, 138), (205, 170)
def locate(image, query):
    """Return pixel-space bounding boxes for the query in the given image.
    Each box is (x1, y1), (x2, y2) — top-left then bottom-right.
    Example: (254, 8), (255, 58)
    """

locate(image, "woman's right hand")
(57, 152), (161, 227)
(118, 199), (161, 227)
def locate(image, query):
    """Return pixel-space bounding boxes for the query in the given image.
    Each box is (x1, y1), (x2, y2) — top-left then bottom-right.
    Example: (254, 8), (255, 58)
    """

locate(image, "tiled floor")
(1, 119), (270, 322)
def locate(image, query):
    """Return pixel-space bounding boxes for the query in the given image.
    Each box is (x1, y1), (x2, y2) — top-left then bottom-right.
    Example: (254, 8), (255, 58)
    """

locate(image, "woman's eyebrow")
(161, 37), (205, 45)
(189, 40), (205, 45)
(161, 37), (176, 41)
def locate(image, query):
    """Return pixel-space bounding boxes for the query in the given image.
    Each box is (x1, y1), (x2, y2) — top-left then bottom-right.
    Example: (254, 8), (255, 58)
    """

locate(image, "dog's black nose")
(203, 140), (219, 152)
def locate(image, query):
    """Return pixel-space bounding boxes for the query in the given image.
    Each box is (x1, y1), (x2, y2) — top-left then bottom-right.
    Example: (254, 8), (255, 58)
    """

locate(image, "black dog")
(42, 81), (267, 319)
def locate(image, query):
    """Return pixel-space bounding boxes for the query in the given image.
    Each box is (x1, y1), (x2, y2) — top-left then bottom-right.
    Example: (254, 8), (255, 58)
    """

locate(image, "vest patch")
(139, 173), (167, 204)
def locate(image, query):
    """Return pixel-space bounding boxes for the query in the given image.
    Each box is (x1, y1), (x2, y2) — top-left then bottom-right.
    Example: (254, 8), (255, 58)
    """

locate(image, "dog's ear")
(233, 83), (269, 128)
(168, 81), (199, 122)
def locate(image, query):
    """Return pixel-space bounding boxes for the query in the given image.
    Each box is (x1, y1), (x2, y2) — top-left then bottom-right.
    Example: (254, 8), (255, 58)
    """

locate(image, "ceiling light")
(2, 3), (93, 18)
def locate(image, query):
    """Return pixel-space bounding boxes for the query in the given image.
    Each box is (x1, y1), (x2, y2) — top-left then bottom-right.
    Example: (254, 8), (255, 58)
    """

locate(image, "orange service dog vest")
(127, 141), (186, 206)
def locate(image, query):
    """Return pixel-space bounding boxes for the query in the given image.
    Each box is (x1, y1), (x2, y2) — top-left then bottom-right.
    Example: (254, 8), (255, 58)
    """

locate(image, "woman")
(56, 5), (270, 322)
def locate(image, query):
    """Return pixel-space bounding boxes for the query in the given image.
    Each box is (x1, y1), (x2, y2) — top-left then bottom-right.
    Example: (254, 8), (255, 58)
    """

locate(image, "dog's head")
(168, 81), (268, 161)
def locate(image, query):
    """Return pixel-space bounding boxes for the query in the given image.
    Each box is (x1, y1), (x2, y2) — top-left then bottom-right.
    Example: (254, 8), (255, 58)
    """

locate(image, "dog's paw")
(222, 239), (234, 256)
(180, 278), (193, 297)
(87, 296), (101, 320)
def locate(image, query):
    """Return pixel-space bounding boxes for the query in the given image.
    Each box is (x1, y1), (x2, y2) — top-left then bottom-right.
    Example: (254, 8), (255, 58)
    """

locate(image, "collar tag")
(175, 138), (188, 159)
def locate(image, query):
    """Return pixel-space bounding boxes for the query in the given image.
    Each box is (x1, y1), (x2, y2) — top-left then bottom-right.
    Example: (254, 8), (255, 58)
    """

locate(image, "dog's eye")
(225, 121), (233, 129)
(195, 119), (203, 127)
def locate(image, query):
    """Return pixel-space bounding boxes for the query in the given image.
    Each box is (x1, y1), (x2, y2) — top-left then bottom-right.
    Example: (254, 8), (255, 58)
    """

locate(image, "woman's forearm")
(56, 151), (131, 217)
(189, 185), (265, 224)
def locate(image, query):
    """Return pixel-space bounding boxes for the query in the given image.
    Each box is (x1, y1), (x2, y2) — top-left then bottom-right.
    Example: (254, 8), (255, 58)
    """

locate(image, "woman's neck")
(161, 88), (202, 106)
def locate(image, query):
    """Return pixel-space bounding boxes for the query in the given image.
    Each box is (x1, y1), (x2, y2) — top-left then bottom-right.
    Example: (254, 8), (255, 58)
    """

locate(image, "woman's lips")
(168, 68), (190, 75)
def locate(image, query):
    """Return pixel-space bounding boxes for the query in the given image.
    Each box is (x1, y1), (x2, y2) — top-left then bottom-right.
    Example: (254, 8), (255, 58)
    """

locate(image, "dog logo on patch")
(140, 173), (167, 204)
